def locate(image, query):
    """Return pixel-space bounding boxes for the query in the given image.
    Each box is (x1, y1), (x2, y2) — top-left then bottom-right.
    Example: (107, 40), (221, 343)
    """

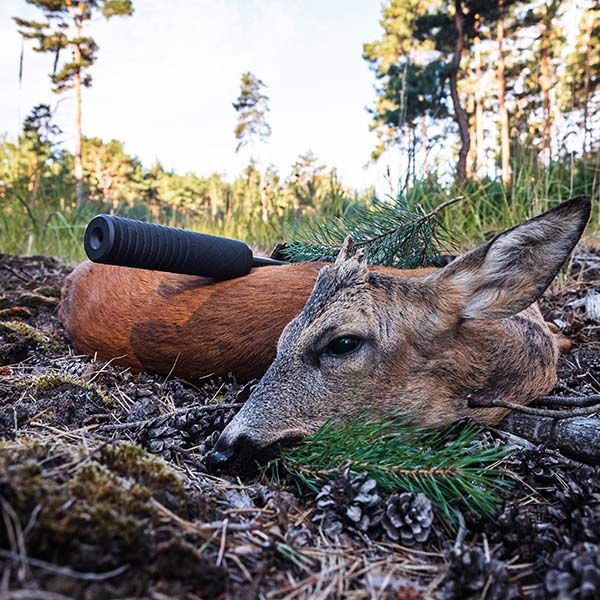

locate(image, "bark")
(582, 9), (593, 156)
(474, 14), (484, 179)
(67, 0), (85, 208)
(501, 413), (600, 465)
(420, 114), (429, 176)
(259, 170), (268, 223)
(539, 14), (553, 165)
(450, 0), (470, 182)
(497, 0), (511, 185)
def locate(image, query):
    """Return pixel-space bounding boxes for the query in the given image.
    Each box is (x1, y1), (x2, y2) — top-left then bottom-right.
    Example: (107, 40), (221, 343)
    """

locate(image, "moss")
(0, 307), (32, 319)
(29, 373), (112, 407)
(0, 320), (61, 350)
(98, 442), (184, 498)
(16, 291), (59, 307)
(0, 437), (225, 595)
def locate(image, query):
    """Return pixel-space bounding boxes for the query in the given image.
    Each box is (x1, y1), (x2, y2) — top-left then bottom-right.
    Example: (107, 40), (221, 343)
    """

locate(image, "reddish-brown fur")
(59, 261), (433, 381)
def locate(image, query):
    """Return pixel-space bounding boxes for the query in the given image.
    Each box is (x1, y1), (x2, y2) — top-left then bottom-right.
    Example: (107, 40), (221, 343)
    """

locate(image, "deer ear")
(434, 196), (591, 320)
(332, 235), (369, 284)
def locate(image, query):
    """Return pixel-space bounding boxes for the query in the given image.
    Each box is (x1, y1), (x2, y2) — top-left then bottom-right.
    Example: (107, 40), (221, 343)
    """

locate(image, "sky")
(0, 0), (394, 191)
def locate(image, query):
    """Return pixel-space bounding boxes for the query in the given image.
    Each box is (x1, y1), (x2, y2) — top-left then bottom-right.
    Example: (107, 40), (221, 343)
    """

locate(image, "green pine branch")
(282, 196), (461, 268)
(275, 413), (512, 523)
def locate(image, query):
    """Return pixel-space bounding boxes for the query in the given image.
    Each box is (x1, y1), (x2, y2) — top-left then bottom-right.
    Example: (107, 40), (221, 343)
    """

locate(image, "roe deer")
(205, 197), (590, 470)
(60, 253), (426, 379)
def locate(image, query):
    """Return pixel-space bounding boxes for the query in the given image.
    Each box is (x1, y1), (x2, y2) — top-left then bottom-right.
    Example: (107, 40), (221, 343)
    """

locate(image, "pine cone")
(143, 404), (236, 461)
(313, 465), (383, 534)
(494, 502), (563, 560)
(519, 447), (564, 487)
(557, 467), (600, 513)
(544, 543), (600, 599)
(381, 492), (433, 545)
(440, 547), (519, 600)
(145, 422), (186, 458)
(553, 467), (600, 546)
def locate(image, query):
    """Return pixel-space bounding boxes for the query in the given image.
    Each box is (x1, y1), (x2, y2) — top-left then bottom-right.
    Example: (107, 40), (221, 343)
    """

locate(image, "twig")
(453, 510), (467, 551)
(5, 591), (74, 600)
(354, 196), (463, 249)
(468, 396), (600, 418)
(0, 549), (128, 581)
(0, 264), (30, 283)
(216, 518), (228, 566)
(533, 394), (600, 406)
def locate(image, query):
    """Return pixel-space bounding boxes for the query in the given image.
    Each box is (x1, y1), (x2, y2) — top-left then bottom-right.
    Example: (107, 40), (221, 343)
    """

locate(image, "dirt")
(0, 251), (599, 599)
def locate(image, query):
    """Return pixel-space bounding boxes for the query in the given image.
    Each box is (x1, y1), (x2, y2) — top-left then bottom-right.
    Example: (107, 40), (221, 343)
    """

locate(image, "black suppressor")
(84, 214), (285, 280)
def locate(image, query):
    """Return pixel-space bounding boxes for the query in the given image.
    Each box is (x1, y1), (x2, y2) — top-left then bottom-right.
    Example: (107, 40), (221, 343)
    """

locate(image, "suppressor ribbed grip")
(84, 214), (254, 279)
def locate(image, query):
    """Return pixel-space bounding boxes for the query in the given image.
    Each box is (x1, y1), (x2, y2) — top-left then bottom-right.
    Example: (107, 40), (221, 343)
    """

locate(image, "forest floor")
(0, 250), (599, 599)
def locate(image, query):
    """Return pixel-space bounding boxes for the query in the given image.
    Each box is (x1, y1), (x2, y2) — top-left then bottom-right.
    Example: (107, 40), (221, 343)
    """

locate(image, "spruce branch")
(274, 413), (511, 523)
(282, 196), (461, 268)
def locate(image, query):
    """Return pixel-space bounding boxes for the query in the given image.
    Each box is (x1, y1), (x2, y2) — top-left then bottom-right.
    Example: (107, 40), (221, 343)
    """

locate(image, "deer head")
(206, 196), (591, 471)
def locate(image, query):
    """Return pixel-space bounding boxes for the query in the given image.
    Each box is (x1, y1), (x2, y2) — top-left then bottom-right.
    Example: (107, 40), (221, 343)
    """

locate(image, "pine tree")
(364, 0), (501, 183)
(496, 0), (511, 184)
(233, 72), (272, 222)
(559, 3), (599, 156)
(470, 0), (531, 184)
(14, 0), (134, 208)
(363, 0), (448, 175)
(506, 0), (565, 160)
(286, 151), (344, 212)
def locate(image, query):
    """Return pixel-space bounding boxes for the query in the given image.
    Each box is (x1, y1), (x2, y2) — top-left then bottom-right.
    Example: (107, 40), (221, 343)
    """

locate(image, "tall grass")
(413, 149), (599, 247)
(1, 150), (597, 262)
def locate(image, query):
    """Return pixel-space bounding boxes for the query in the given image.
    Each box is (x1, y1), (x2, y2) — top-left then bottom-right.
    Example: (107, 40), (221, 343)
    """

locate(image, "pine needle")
(282, 196), (461, 267)
(276, 413), (511, 522)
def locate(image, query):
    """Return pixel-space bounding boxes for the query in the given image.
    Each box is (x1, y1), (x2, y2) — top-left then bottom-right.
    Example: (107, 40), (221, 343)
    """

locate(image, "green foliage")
(364, 0), (597, 179)
(282, 195), (453, 267)
(277, 413), (512, 521)
(14, 0), (133, 93)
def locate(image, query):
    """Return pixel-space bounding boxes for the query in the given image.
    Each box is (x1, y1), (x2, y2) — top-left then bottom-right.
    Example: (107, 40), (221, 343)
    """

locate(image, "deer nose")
(205, 436), (238, 472)
(205, 431), (260, 473)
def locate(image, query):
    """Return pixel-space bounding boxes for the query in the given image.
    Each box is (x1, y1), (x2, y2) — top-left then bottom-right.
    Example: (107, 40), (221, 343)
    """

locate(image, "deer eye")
(325, 335), (362, 356)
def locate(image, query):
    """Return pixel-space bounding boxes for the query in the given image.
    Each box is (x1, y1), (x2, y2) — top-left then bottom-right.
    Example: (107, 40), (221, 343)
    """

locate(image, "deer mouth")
(205, 430), (306, 475)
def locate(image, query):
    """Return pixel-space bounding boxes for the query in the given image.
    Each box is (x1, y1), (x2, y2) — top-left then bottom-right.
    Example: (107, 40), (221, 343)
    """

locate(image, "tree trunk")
(450, 0), (470, 182)
(582, 8), (593, 157)
(539, 13), (553, 165)
(497, 0), (512, 185)
(405, 123), (417, 190)
(74, 36), (84, 207)
(420, 114), (429, 176)
(474, 14), (484, 179)
(259, 170), (268, 223)
(209, 180), (218, 221)
(225, 189), (232, 220)
(466, 86), (476, 177)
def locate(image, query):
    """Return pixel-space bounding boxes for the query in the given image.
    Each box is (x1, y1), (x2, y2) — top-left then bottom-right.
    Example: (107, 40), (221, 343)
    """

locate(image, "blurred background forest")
(0, 0), (598, 260)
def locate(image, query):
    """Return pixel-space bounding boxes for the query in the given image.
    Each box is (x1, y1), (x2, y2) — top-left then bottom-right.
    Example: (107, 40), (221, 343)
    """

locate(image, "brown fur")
(59, 261), (427, 380)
